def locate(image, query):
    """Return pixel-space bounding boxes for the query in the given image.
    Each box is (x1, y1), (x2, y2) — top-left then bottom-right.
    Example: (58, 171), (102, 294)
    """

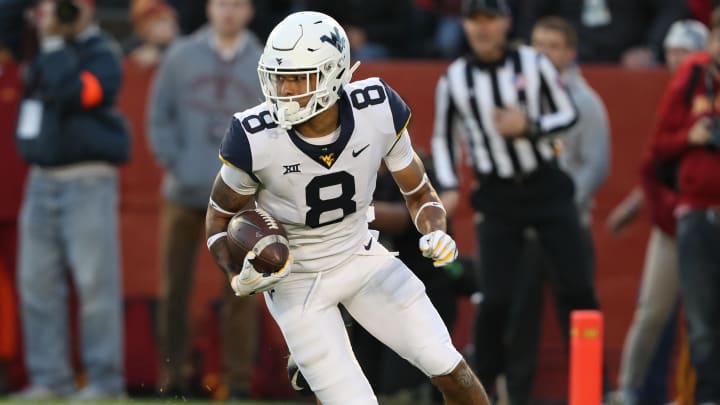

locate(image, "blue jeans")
(18, 168), (124, 394)
(677, 209), (720, 403)
(637, 310), (677, 404)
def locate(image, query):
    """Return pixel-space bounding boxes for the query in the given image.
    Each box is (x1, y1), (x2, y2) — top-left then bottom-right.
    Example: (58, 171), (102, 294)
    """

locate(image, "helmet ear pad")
(257, 11), (354, 129)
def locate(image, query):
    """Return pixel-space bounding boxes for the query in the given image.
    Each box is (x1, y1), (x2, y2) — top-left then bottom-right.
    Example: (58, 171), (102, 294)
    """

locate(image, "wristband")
(206, 231), (227, 250)
(413, 201), (446, 231)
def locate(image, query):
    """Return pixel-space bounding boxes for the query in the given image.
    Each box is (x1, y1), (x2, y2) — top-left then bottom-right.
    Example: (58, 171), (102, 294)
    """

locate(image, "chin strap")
(276, 101), (301, 130)
(349, 61), (361, 76)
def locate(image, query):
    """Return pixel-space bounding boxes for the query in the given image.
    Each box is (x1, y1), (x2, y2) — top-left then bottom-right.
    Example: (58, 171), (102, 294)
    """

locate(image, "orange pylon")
(569, 310), (603, 405)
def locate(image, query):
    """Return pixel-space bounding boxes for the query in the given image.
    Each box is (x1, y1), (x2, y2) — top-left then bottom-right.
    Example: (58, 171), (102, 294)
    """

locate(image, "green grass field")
(0, 400), (309, 405)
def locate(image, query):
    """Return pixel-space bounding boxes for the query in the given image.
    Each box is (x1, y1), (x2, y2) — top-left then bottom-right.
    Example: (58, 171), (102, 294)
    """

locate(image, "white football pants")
(264, 245), (462, 405)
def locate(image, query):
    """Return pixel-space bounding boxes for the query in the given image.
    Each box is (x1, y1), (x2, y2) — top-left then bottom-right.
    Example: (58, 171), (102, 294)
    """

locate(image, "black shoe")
(287, 355), (313, 397)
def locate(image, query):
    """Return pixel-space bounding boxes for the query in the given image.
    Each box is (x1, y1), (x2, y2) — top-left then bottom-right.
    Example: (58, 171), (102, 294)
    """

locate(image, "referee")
(431, 0), (601, 399)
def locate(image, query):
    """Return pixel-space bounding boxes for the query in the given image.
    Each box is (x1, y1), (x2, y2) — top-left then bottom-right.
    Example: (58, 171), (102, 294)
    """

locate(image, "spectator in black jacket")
(10, 0), (130, 401)
(516, 0), (689, 67)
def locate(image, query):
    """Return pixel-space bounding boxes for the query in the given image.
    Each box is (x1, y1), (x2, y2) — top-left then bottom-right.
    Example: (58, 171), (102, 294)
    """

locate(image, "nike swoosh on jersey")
(363, 238), (373, 250)
(352, 144), (370, 157)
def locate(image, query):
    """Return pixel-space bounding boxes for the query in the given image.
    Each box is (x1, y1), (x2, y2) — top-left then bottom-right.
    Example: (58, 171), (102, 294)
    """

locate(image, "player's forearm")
(392, 154), (448, 234)
(205, 172), (257, 277)
(206, 210), (239, 278)
(405, 186), (447, 235)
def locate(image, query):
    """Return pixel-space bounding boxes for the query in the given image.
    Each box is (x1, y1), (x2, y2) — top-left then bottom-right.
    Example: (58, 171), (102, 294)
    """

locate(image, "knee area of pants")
(477, 298), (511, 314)
(19, 274), (62, 301)
(312, 370), (377, 405)
(685, 313), (714, 340)
(688, 335), (715, 362)
(292, 347), (362, 395)
(414, 344), (462, 377)
(633, 311), (669, 331)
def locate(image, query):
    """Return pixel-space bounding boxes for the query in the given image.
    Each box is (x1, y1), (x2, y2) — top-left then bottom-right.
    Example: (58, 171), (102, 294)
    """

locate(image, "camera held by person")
(703, 69), (720, 150)
(55, 0), (80, 24)
(687, 115), (720, 151)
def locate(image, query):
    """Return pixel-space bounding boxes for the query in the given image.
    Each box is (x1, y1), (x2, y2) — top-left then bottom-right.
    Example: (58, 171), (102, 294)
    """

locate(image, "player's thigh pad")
(343, 256), (462, 377)
(264, 272), (377, 405)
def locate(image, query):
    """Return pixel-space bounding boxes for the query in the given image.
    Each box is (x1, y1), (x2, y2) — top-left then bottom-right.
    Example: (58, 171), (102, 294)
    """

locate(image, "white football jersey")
(219, 78), (414, 273)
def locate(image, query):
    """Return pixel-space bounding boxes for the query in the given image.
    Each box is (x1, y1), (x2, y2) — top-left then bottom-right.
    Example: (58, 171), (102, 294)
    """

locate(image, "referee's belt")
(477, 169), (540, 185)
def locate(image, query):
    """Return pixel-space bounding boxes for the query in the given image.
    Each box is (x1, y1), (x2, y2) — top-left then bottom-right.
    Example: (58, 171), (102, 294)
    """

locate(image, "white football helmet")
(258, 11), (360, 129)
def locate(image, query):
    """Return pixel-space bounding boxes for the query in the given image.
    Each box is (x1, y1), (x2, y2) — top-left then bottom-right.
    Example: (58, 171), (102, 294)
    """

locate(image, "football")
(226, 208), (290, 274)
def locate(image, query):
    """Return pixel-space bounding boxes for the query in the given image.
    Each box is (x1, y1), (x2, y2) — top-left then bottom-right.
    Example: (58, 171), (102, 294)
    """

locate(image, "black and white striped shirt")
(432, 45), (577, 188)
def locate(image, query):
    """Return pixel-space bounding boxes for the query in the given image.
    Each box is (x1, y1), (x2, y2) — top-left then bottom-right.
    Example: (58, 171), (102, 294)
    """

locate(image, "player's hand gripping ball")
(227, 209), (292, 296)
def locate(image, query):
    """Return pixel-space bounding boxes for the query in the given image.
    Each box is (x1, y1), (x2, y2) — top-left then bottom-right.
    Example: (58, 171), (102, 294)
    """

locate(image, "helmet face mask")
(258, 12), (356, 129)
(257, 66), (327, 127)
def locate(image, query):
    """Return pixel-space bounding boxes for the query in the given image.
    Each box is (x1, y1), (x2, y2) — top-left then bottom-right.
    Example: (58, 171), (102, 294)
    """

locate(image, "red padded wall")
(117, 61), (670, 400)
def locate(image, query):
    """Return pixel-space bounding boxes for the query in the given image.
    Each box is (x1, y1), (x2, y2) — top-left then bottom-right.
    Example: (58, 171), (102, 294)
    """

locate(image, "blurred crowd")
(0, 0), (719, 404)
(0, 0), (704, 65)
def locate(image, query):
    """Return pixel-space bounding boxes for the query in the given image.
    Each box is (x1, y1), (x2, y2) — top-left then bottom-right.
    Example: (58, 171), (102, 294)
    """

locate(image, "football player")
(205, 11), (489, 405)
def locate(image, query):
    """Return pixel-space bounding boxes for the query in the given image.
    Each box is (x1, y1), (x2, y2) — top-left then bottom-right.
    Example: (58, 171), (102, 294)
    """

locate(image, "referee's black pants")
(505, 224), (606, 405)
(470, 166), (600, 401)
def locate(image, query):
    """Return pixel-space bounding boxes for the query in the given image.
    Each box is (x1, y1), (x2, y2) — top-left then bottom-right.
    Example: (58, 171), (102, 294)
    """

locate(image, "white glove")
(230, 251), (292, 296)
(419, 230), (458, 267)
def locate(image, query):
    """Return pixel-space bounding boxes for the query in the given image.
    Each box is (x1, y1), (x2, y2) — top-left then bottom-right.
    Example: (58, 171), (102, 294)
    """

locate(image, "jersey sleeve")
(220, 164), (258, 195)
(384, 129), (414, 172)
(379, 78), (412, 137)
(535, 53), (577, 135)
(218, 116), (260, 183)
(431, 74), (460, 190)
